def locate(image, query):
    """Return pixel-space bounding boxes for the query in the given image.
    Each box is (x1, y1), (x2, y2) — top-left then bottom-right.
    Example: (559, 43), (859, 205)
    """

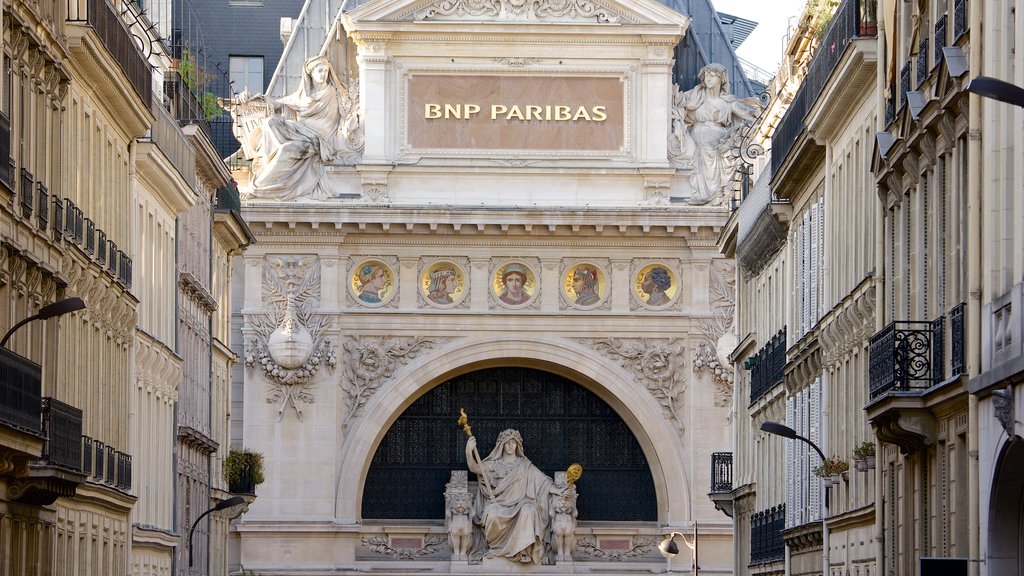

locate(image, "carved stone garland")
(574, 537), (656, 560)
(692, 261), (736, 411)
(361, 535), (448, 559)
(339, 336), (436, 433)
(245, 256), (336, 420)
(589, 338), (687, 434)
(415, 0), (623, 22)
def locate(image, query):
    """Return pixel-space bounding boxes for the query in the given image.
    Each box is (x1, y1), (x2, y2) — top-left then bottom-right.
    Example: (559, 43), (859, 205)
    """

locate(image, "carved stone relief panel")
(244, 256), (336, 420)
(692, 260), (736, 410)
(587, 337), (686, 435)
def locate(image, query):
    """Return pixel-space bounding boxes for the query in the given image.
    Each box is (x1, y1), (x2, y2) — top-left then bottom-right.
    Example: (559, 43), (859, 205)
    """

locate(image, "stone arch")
(334, 336), (692, 525)
(988, 437), (1024, 574)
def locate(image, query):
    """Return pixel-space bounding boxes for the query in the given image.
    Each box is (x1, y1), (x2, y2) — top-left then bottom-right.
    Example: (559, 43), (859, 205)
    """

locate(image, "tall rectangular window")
(229, 56), (264, 96)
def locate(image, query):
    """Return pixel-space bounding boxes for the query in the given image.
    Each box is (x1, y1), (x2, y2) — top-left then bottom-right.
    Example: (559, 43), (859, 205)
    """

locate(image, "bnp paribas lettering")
(424, 103), (608, 122)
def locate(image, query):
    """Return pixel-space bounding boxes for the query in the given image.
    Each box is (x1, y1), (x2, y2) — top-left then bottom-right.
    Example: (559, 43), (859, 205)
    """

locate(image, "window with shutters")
(785, 378), (822, 528)
(794, 198), (825, 339)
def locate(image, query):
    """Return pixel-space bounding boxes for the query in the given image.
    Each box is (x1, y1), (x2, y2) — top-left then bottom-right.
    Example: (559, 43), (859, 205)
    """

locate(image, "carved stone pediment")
(345, 0), (691, 27)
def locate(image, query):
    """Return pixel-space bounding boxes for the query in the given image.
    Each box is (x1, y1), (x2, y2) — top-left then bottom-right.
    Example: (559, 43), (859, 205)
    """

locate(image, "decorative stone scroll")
(339, 336), (436, 432)
(692, 260), (736, 410)
(362, 535), (448, 559)
(574, 536), (656, 560)
(245, 256), (336, 420)
(589, 338), (687, 434)
(415, 0), (624, 23)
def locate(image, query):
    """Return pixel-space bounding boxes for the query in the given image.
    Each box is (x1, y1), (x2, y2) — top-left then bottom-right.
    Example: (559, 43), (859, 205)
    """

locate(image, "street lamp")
(188, 495), (246, 567)
(658, 522), (698, 574)
(966, 76), (1024, 108)
(0, 296), (86, 348)
(760, 421), (828, 576)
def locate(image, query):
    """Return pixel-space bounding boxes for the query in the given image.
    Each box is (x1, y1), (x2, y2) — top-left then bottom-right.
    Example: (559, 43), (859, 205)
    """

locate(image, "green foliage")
(853, 441), (876, 460)
(812, 455), (850, 477)
(178, 48), (199, 90)
(225, 448), (265, 489)
(202, 91), (224, 121)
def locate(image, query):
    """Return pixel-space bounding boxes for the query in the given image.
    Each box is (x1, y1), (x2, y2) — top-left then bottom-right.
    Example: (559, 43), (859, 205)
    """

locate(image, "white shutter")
(796, 389), (806, 525)
(809, 378), (822, 521)
(810, 202), (820, 329)
(786, 397), (796, 528)
(802, 211), (812, 335)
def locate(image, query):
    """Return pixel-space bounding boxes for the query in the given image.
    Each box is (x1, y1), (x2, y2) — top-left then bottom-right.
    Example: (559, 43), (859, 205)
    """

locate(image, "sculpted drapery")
(233, 55), (363, 201)
(668, 63), (761, 205)
(467, 429), (554, 564)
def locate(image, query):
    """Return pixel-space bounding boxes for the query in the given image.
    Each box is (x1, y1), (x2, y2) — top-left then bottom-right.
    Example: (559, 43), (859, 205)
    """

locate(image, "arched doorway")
(362, 366), (657, 522)
(988, 438), (1024, 574)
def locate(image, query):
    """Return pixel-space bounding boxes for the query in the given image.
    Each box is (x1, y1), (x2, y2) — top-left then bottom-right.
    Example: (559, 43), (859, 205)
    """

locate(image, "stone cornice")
(178, 271), (218, 313)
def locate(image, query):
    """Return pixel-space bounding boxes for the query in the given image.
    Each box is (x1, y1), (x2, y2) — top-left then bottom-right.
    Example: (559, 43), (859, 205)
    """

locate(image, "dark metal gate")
(362, 367), (657, 521)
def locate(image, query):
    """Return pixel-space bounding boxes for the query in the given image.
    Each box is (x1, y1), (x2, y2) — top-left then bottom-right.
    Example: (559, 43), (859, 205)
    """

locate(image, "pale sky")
(713, 0), (809, 74)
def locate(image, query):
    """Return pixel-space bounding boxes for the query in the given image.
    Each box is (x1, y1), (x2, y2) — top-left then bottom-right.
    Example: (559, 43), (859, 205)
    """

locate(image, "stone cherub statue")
(222, 55), (363, 202)
(668, 63), (762, 206)
(455, 410), (581, 565)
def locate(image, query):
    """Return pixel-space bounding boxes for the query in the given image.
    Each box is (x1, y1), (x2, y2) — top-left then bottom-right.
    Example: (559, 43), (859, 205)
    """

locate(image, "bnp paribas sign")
(407, 75), (624, 152)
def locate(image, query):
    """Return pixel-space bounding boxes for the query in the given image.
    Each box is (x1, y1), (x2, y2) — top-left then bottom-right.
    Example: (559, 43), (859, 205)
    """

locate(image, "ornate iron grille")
(85, 218), (96, 254)
(934, 15), (948, 67)
(36, 183), (48, 230)
(750, 504), (785, 565)
(20, 168), (33, 218)
(953, 0), (968, 41)
(711, 452), (733, 493)
(105, 445), (116, 485)
(0, 112), (10, 190)
(869, 320), (943, 398)
(362, 367), (657, 521)
(749, 328), (787, 404)
(0, 347), (42, 434)
(51, 196), (63, 240)
(885, 94), (896, 126)
(94, 440), (105, 480)
(931, 316), (945, 383)
(950, 302), (965, 376)
(900, 61), (912, 109)
(41, 397), (83, 472)
(82, 436), (94, 476)
(916, 36), (929, 86)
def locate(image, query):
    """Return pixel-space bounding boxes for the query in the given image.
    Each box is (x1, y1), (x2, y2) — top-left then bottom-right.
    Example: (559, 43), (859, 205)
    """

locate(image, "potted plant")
(853, 441), (876, 471)
(225, 448), (265, 495)
(813, 455), (850, 485)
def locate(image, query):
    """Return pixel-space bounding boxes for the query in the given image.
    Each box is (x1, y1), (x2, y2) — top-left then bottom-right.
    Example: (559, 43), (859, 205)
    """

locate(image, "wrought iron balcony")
(950, 302), (965, 377)
(869, 318), (945, 399)
(0, 112), (11, 192)
(164, 73), (211, 138)
(67, 0), (153, 105)
(749, 328), (787, 404)
(770, 0), (877, 176)
(0, 347), (43, 435)
(750, 504), (786, 565)
(711, 452), (733, 493)
(953, 0), (968, 42)
(40, 398), (83, 472)
(216, 180), (241, 213)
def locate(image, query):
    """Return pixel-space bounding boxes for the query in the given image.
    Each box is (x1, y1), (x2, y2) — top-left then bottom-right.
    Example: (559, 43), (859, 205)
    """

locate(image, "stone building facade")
(225, 0), (756, 572)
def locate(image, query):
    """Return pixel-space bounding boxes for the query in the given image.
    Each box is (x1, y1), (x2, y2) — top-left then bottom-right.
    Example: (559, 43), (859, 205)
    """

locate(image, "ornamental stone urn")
(267, 295), (314, 369)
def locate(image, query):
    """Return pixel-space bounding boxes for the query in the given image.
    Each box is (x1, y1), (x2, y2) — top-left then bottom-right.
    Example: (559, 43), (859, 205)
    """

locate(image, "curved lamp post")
(188, 495), (246, 567)
(760, 421), (828, 576)
(0, 297), (86, 348)
(966, 76), (1024, 108)
(658, 522), (698, 574)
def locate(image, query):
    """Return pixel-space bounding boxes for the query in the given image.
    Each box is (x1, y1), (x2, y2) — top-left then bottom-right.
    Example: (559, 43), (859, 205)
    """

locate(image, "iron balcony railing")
(916, 35), (929, 86)
(36, 183), (49, 230)
(20, 168), (34, 219)
(934, 14), (948, 67)
(58, 199), (133, 288)
(0, 347), (43, 435)
(869, 318), (945, 399)
(900, 61), (912, 110)
(950, 302), (966, 377)
(80, 435), (132, 489)
(164, 73), (211, 138)
(216, 180), (241, 213)
(771, 0), (878, 176)
(711, 452), (733, 493)
(750, 328), (787, 404)
(41, 397), (83, 472)
(953, 0), (968, 41)
(149, 102), (198, 192)
(67, 0), (153, 105)
(750, 504), (786, 565)
(0, 112), (11, 191)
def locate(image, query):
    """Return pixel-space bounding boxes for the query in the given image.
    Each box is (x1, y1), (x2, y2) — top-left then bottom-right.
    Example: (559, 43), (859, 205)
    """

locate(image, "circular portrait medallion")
(351, 259), (395, 306)
(421, 261), (467, 307)
(634, 264), (678, 308)
(492, 261), (537, 307)
(563, 263), (608, 308)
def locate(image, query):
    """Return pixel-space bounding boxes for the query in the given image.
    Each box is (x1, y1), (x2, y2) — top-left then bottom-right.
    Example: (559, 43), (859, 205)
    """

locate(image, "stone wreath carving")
(692, 261), (736, 410)
(245, 256), (336, 420)
(362, 535), (447, 559)
(590, 338), (686, 434)
(340, 336), (436, 432)
(416, 0), (622, 23)
(574, 536), (656, 560)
